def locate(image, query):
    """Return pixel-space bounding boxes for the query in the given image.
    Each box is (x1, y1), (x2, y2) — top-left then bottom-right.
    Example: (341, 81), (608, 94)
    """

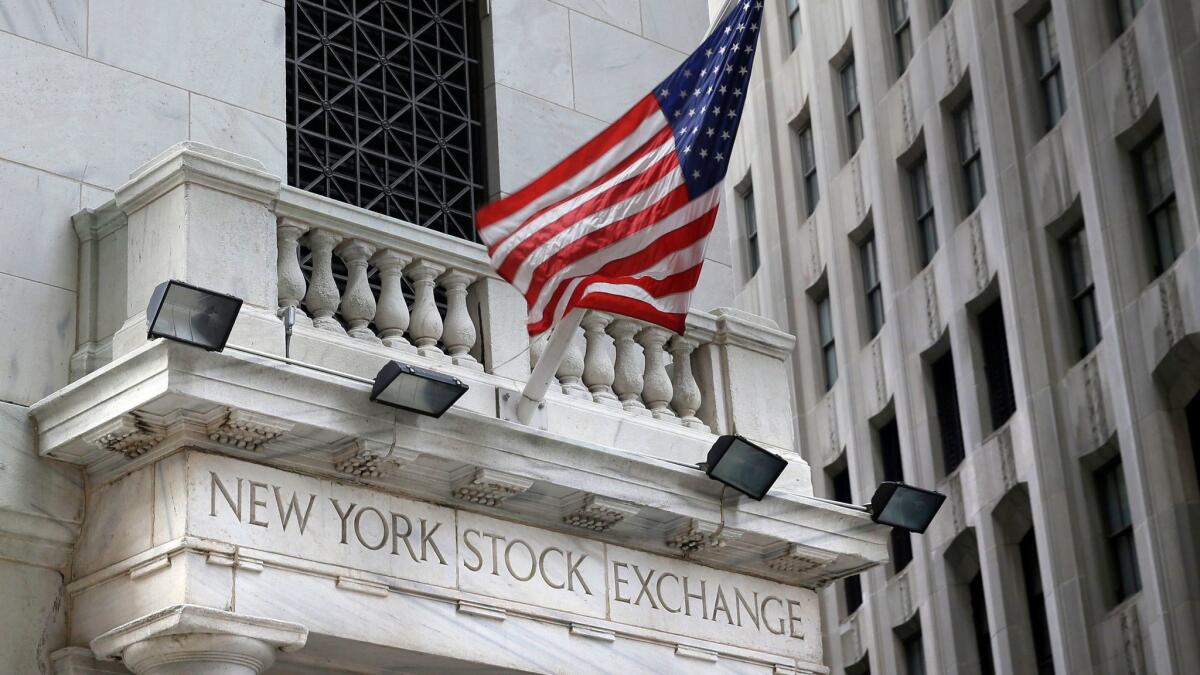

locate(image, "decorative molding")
(1119, 32), (1146, 120)
(894, 570), (913, 622)
(569, 623), (616, 642)
(1082, 355), (1110, 450)
(85, 414), (166, 460)
(206, 409), (292, 451)
(1119, 602), (1148, 675)
(947, 473), (965, 532)
(456, 600), (507, 621)
(333, 439), (422, 478)
(945, 18), (961, 85)
(762, 543), (838, 577)
(872, 340), (886, 410)
(667, 519), (743, 555)
(807, 221), (821, 281)
(452, 468), (534, 507)
(901, 77), (915, 147)
(998, 426), (1016, 492)
(840, 611), (863, 663)
(563, 495), (640, 532)
(969, 212), (988, 293)
(851, 155), (865, 222)
(1159, 269), (1184, 347)
(923, 269), (940, 343)
(336, 576), (389, 597)
(826, 398), (840, 456)
(675, 644), (719, 663)
(128, 555), (172, 581)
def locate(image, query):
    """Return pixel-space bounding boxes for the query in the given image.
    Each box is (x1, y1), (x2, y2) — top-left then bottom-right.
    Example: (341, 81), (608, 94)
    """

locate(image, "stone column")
(335, 238), (378, 342)
(439, 268), (480, 369)
(405, 259), (446, 358)
(90, 605), (307, 675)
(275, 219), (311, 326)
(581, 311), (620, 407)
(371, 249), (413, 350)
(609, 318), (649, 415)
(636, 325), (677, 422)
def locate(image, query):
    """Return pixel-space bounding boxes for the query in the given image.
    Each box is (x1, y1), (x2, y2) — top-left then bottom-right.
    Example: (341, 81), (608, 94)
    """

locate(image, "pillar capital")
(90, 605), (307, 675)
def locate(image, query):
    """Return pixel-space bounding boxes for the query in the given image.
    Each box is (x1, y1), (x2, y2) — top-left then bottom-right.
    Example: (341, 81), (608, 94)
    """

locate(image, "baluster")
(581, 311), (619, 407)
(303, 229), (344, 333)
(276, 220), (311, 325)
(406, 258), (446, 358)
(370, 249), (413, 351)
(557, 325), (590, 399)
(669, 334), (705, 428)
(335, 239), (378, 342)
(609, 318), (649, 415)
(439, 269), (481, 369)
(637, 326), (677, 422)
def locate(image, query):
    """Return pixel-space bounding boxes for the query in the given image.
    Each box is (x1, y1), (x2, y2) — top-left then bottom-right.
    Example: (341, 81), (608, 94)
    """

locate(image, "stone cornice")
(90, 604), (308, 661)
(114, 142), (281, 214)
(711, 308), (796, 358)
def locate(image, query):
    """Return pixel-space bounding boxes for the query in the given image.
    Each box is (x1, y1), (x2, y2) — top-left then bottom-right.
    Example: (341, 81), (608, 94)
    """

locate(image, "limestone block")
(0, 160), (80, 290)
(0, 33), (188, 189)
(189, 95), (287, 180)
(569, 12), (686, 122)
(0, 558), (67, 674)
(551, 0), (641, 33)
(693, 259), (735, 312)
(472, 276), (531, 380)
(490, 0), (574, 108)
(0, 273), (75, 405)
(640, 0), (711, 53)
(711, 309), (798, 450)
(87, 0), (286, 118)
(0, 0), (86, 54)
(73, 464), (155, 578)
(492, 85), (606, 194)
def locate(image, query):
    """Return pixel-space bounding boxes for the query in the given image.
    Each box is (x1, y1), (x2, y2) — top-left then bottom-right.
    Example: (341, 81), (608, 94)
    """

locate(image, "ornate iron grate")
(286, 0), (486, 242)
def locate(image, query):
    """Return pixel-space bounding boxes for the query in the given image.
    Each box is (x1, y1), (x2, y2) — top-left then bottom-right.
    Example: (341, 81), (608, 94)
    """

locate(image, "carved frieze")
(968, 212), (988, 293)
(1159, 269), (1184, 347)
(923, 269), (940, 343)
(206, 409), (292, 451)
(945, 19), (961, 85)
(563, 495), (640, 532)
(667, 519), (743, 555)
(1082, 355), (1110, 450)
(333, 439), (421, 478)
(998, 426), (1016, 492)
(762, 543), (838, 578)
(1119, 32), (1146, 121)
(452, 468), (534, 507)
(85, 414), (166, 459)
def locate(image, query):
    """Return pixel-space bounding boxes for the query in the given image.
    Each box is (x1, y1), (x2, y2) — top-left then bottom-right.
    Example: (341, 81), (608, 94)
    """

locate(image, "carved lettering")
(482, 532), (506, 576)
(787, 599), (806, 639)
(391, 513), (416, 559)
(419, 518), (446, 564)
(354, 506), (388, 550)
(613, 561), (631, 603)
(632, 565), (658, 609)
(656, 572), (681, 613)
(761, 596), (785, 635)
(539, 547), (566, 589)
(683, 577), (708, 619)
(567, 551), (591, 595)
(712, 586), (733, 625)
(210, 472), (242, 519)
(272, 486), (316, 535)
(248, 481), (269, 527)
(331, 498), (355, 544)
(462, 529), (484, 572)
(735, 588), (760, 629)
(504, 539), (537, 582)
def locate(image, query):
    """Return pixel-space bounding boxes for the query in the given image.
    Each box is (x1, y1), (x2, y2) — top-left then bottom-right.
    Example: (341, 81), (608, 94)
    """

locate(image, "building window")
(1114, 0), (1145, 34)
(1095, 458), (1141, 603)
(817, 293), (839, 391)
(285, 0), (486, 242)
(830, 462), (853, 504)
(742, 187), (760, 277)
(902, 630), (927, 675)
(1188, 393), (1200, 493)
(879, 420), (913, 572)
(910, 157), (937, 267)
(1134, 129), (1181, 277)
(935, 0), (953, 20)
(1061, 227), (1100, 358)
(841, 57), (863, 157)
(931, 350), (965, 474)
(889, 0), (913, 77)
(1032, 10), (1065, 132)
(1018, 531), (1055, 674)
(798, 124), (820, 217)
(786, 0), (802, 51)
(860, 233), (885, 339)
(978, 299), (1016, 431)
(970, 574), (996, 675)
(954, 99), (985, 215)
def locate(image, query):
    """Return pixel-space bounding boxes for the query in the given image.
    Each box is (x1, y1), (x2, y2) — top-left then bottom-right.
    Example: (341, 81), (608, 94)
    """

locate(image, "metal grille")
(286, 0), (486, 242)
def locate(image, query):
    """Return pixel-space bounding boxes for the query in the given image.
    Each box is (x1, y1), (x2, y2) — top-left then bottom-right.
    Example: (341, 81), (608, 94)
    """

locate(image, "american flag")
(476, 0), (764, 336)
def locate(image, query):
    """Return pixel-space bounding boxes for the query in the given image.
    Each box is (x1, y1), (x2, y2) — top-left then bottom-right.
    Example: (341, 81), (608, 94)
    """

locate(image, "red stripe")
(569, 295), (687, 333)
(495, 151), (681, 281)
(530, 207), (718, 329)
(528, 266), (703, 335)
(485, 125), (674, 257)
(476, 94), (663, 230)
(523, 183), (693, 304)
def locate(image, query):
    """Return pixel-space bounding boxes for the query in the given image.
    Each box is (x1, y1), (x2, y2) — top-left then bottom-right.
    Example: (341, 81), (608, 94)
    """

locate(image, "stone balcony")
(29, 142), (886, 673)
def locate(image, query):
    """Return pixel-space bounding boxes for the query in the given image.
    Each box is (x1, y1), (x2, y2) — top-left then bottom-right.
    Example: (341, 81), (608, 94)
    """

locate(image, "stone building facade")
(0, 1), (891, 674)
(719, 0), (1200, 674)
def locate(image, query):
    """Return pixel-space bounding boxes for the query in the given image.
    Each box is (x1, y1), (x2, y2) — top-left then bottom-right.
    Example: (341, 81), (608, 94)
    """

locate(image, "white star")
(688, 108), (696, 116)
(750, 23), (759, 31)
(706, 127), (715, 137)
(725, 64), (734, 73)
(699, 148), (709, 158)
(683, 145), (692, 154)
(746, 45), (755, 54)
(732, 44), (741, 53)
(673, 110), (682, 118)
(679, 89), (688, 97)
(733, 88), (743, 96)
(692, 169), (701, 179)
(694, 87), (702, 95)
(718, 46), (727, 54)
(712, 106), (721, 115)
(684, 69), (693, 78)
(737, 23), (746, 31)
(700, 68), (707, 77)
(724, 26), (732, 34)
(739, 66), (749, 75)
(715, 152), (725, 161)
(727, 109), (737, 118)
(705, 48), (714, 57)
(743, 1), (750, 8)
(721, 130), (731, 140)
(755, 1), (763, 9)
(719, 85), (728, 94)
(659, 88), (670, 97)
(707, 86), (714, 94)
(690, 126), (699, 134)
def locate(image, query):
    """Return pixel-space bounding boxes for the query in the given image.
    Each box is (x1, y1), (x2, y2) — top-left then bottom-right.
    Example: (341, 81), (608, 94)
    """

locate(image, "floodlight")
(146, 280), (242, 351)
(370, 361), (469, 418)
(701, 435), (789, 500)
(867, 482), (946, 534)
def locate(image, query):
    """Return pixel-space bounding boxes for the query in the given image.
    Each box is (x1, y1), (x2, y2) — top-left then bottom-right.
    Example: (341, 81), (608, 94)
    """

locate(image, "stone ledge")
(90, 604), (308, 662)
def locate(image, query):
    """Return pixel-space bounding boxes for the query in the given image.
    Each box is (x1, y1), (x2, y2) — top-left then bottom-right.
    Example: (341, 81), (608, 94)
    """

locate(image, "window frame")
(841, 57), (863, 157)
(878, 420), (912, 573)
(1060, 226), (1101, 359)
(978, 299), (1016, 431)
(786, 0), (803, 51)
(1114, 0), (1145, 35)
(1018, 531), (1055, 675)
(931, 350), (965, 474)
(798, 123), (820, 217)
(817, 293), (839, 392)
(860, 233), (885, 339)
(1031, 9), (1066, 133)
(742, 187), (761, 277)
(954, 99), (986, 215)
(901, 630), (927, 675)
(969, 573), (996, 675)
(889, 0), (914, 78)
(934, 0), (953, 20)
(1133, 129), (1181, 277)
(1095, 457), (1141, 603)
(910, 157), (938, 267)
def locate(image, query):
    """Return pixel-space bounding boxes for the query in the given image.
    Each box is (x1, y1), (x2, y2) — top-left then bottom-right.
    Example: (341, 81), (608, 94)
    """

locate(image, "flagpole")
(516, 308), (585, 425)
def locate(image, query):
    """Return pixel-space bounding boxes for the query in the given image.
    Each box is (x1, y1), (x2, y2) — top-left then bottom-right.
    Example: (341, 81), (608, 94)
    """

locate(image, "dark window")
(970, 574), (996, 675)
(978, 300), (1016, 430)
(860, 233), (885, 338)
(798, 124), (820, 217)
(879, 421), (913, 572)
(817, 294), (839, 391)
(1061, 227), (1100, 358)
(1114, 0), (1145, 34)
(1032, 10), (1065, 132)
(932, 350), (965, 473)
(954, 99), (985, 214)
(910, 157), (937, 267)
(889, 0), (913, 77)
(935, 0), (953, 20)
(902, 630), (927, 675)
(743, 188), (760, 276)
(1019, 531), (1055, 674)
(1188, 393), (1200, 492)
(831, 463), (853, 503)
(841, 57), (863, 156)
(1095, 458), (1141, 602)
(845, 574), (864, 614)
(285, 0), (487, 242)
(1134, 129), (1181, 276)
(786, 0), (802, 51)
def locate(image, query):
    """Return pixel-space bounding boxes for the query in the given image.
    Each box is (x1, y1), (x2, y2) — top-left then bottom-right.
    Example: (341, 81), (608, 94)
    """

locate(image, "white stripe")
(489, 138), (676, 271)
(527, 189), (720, 323)
(480, 112), (669, 246)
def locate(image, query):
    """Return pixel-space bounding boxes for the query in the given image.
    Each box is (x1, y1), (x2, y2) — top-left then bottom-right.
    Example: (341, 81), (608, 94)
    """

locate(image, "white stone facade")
(722, 0), (1200, 674)
(0, 2), (889, 674)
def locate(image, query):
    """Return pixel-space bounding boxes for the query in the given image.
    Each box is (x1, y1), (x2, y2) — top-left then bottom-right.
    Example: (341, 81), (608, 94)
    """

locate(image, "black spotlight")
(146, 280), (242, 352)
(867, 482), (946, 534)
(370, 361), (469, 418)
(701, 435), (788, 500)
